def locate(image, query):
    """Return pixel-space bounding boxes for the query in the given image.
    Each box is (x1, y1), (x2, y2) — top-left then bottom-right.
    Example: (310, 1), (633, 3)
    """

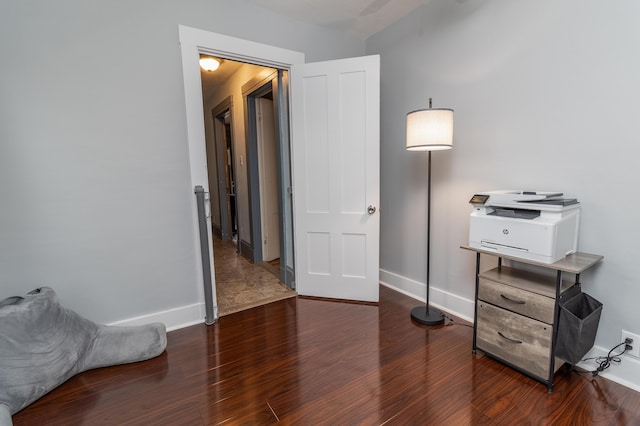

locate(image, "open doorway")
(209, 98), (238, 244)
(180, 26), (306, 321)
(222, 111), (238, 243)
(243, 74), (284, 270)
(253, 93), (281, 262)
(201, 58), (295, 309)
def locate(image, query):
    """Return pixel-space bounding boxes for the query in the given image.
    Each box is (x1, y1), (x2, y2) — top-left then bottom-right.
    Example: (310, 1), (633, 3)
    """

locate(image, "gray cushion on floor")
(0, 287), (166, 426)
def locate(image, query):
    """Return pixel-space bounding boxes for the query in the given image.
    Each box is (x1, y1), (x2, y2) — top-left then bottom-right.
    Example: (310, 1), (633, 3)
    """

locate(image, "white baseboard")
(109, 270), (469, 332)
(379, 268), (475, 323)
(577, 345), (640, 392)
(108, 303), (207, 332)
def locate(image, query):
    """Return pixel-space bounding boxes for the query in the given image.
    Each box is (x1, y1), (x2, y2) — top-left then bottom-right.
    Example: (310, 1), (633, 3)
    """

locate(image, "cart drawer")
(478, 277), (555, 324)
(476, 301), (553, 379)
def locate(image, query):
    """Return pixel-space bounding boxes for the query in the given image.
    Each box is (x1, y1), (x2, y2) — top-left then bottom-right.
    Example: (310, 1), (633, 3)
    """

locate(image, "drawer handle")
(498, 331), (522, 344)
(500, 294), (526, 305)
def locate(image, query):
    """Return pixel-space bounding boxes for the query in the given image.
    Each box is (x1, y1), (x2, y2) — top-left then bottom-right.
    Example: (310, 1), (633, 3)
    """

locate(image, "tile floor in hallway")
(212, 237), (296, 316)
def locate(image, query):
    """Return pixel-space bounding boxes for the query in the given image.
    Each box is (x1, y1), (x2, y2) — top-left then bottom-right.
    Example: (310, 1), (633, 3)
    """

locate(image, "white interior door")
(290, 55), (380, 302)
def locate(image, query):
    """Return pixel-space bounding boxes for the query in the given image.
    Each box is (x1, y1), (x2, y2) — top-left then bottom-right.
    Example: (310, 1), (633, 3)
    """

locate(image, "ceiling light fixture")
(199, 57), (220, 72)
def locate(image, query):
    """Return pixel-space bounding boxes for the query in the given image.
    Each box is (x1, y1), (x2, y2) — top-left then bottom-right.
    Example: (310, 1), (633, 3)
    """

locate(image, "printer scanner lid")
(469, 190), (579, 211)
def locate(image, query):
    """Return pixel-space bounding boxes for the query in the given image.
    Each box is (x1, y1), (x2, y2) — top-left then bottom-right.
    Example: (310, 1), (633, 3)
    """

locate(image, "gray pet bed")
(0, 287), (167, 426)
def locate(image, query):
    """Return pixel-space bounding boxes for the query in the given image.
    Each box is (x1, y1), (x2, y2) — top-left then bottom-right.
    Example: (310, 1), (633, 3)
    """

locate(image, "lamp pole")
(410, 149), (445, 325)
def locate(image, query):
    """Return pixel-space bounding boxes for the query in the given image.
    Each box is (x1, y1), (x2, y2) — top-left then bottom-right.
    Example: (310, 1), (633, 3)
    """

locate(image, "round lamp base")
(410, 306), (445, 326)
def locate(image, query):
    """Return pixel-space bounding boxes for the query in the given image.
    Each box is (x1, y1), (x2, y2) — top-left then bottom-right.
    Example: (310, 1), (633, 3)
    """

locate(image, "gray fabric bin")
(555, 292), (602, 365)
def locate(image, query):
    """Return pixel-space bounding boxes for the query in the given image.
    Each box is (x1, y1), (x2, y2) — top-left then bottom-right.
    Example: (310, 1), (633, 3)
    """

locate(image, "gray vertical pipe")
(194, 185), (216, 325)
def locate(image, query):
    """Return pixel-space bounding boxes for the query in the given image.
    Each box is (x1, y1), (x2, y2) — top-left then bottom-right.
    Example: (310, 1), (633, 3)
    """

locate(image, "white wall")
(0, 0), (364, 326)
(368, 0), (640, 388)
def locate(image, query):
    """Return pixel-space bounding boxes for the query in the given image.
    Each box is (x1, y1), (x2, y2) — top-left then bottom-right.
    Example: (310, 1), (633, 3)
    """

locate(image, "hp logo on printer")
(503, 229), (509, 235)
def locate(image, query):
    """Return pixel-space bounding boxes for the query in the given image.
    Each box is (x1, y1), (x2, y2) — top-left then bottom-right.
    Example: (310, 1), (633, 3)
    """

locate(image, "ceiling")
(200, 0), (429, 98)
(200, 57), (244, 89)
(200, 58), (276, 102)
(242, 0), (428, 39)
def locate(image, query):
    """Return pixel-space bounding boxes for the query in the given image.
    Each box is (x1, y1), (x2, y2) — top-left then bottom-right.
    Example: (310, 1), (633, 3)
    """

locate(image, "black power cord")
(443, 314), (473, 328)
(578, 339), (631, 377)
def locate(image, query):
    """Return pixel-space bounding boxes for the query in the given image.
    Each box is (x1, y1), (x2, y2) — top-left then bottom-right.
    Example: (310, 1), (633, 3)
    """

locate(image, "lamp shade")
(406, 108), (454, 151)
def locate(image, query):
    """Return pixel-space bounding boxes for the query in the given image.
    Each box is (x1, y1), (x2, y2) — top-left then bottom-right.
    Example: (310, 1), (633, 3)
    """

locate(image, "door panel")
(291, 55), (380, 302)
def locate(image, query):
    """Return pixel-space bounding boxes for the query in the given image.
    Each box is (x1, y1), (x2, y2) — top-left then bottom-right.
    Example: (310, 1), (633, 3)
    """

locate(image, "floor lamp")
(406, 98), (454, 326)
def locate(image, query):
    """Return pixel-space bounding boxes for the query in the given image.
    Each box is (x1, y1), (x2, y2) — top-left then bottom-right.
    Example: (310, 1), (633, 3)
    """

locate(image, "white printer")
(468, 191), (580, 264)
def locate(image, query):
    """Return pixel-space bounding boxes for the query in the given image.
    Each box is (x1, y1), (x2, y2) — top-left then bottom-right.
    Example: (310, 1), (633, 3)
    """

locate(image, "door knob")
(367, 205), (376, 215)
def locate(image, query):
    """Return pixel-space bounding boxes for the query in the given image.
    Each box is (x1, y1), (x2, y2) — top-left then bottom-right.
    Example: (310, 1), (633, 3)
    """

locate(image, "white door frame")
(178, 25), (305, 318)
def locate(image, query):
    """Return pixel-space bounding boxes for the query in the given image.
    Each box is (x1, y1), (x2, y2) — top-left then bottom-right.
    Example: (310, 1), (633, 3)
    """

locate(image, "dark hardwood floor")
(13, 286), (640, 425)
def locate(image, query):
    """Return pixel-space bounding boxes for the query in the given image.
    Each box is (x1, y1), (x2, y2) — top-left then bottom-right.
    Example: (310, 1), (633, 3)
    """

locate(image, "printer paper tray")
(480, 240), (529, 253)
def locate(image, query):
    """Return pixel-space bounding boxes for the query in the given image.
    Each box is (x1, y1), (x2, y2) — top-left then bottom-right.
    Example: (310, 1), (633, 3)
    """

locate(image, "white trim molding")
(108, 303), (207, 332)
(177, 25), (305, 323)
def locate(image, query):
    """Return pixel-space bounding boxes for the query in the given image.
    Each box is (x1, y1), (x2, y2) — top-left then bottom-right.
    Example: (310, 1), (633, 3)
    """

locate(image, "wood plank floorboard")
(12, 286), (640, 425)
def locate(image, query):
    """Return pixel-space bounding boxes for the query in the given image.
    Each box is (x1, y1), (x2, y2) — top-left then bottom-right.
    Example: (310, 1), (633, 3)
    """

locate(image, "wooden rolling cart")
(462, 246), (603, 391)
